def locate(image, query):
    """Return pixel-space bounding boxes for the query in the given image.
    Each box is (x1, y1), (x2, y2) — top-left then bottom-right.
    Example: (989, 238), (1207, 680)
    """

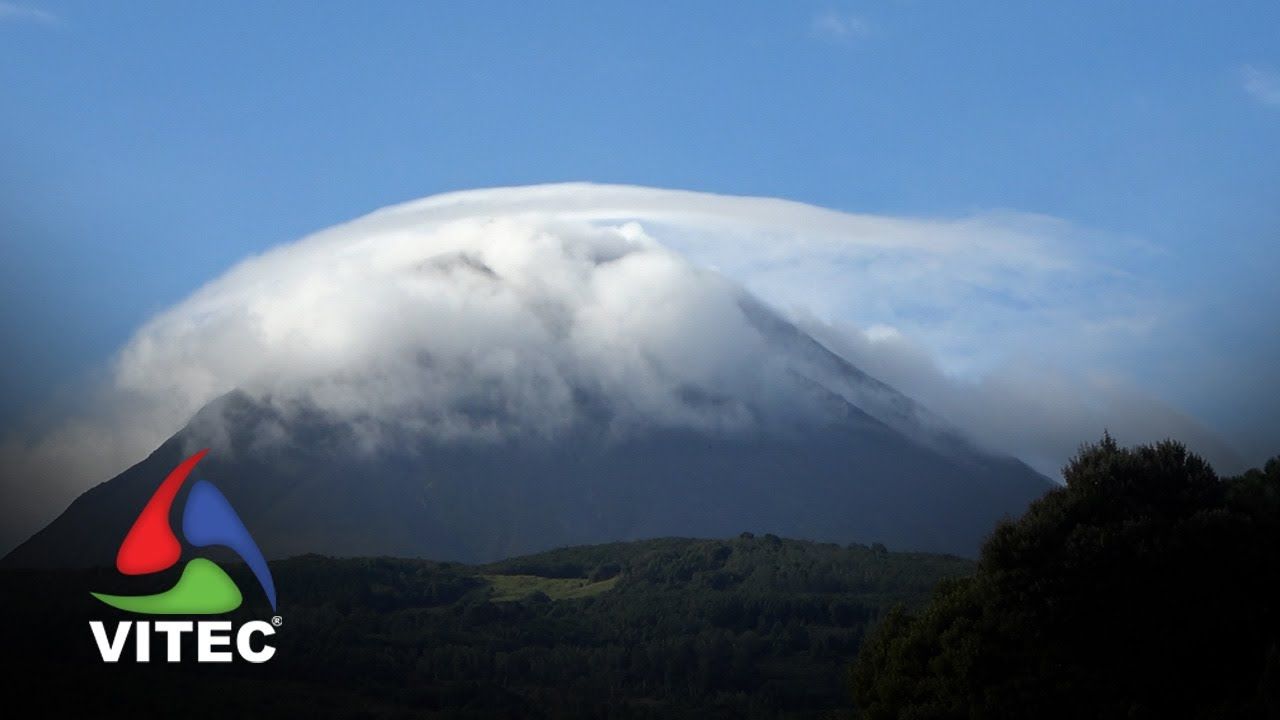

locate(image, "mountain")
(4, 535), (974, 718)
(4, 296), (1049, 568)
(4, 194), (1055, 566)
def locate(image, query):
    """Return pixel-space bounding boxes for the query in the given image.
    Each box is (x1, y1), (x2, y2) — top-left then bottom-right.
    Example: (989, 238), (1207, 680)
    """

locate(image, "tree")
(852, 436), (1280, 719)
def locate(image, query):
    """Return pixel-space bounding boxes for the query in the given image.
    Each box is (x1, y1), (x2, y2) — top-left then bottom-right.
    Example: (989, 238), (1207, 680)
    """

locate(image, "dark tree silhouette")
(851, 435), (1280, 719)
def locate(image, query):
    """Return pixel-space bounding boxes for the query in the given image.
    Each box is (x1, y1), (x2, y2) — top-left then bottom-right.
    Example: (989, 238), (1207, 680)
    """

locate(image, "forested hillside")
(5, 535), (970, 718)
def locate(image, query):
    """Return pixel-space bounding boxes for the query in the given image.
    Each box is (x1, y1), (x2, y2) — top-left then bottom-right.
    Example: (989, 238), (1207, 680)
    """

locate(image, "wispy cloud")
(1241, 64), (1280, 108)
(811, 10), (870, 42)
(0, 1), (58, 24)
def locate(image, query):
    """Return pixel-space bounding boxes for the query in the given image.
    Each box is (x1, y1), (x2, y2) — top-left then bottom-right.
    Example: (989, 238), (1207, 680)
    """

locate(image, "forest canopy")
(851, 436), (1280, 719)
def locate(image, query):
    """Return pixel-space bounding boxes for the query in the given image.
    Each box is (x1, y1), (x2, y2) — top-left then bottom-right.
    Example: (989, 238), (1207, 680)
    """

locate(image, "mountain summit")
(4, 189), (1050, 565)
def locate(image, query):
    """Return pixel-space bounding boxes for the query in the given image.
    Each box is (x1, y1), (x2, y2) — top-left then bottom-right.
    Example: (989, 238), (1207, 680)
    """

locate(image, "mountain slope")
(5, 360), (1048, 568)
(5, 249), (1052, 567)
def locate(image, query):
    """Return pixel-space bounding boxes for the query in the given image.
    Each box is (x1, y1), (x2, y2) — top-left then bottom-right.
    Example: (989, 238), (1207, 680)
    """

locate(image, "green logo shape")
(91, 558), (243, 615)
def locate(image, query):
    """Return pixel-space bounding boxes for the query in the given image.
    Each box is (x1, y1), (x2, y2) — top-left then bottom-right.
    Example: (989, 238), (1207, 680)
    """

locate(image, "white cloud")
(799, 316), (1242, 479)
(1242, 64), (1280, 108)
(0, 183), (1232, 553)
(811, 10), (870, 41)
(0, 2), (57, 24)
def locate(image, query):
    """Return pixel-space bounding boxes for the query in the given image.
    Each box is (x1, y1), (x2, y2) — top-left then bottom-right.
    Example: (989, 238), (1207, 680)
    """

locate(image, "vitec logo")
(88, 449), (279, 663)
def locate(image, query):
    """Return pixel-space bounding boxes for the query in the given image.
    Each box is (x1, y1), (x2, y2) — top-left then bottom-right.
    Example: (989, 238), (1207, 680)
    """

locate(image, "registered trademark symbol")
(271, 615), (283, 627)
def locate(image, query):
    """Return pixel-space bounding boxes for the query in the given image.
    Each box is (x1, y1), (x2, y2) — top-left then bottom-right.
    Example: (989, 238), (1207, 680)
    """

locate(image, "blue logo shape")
(183, 480), (278, 611)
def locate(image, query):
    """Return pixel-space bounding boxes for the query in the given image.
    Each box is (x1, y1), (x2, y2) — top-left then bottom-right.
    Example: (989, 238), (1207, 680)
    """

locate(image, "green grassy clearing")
(480, 573), (619, 601)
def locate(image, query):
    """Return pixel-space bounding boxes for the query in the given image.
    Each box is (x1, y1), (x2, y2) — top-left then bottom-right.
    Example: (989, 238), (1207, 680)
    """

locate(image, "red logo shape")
(115, 449), (208, 575)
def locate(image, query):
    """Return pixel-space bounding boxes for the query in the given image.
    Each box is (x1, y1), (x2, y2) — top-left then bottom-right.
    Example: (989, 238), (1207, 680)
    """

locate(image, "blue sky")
(1, 1), (1278, 464)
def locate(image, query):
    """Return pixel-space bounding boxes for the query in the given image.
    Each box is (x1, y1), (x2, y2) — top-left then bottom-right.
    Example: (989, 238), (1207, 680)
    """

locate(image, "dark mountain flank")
(5, 400), (1046, 568)
(5, 303), (1050, 567)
